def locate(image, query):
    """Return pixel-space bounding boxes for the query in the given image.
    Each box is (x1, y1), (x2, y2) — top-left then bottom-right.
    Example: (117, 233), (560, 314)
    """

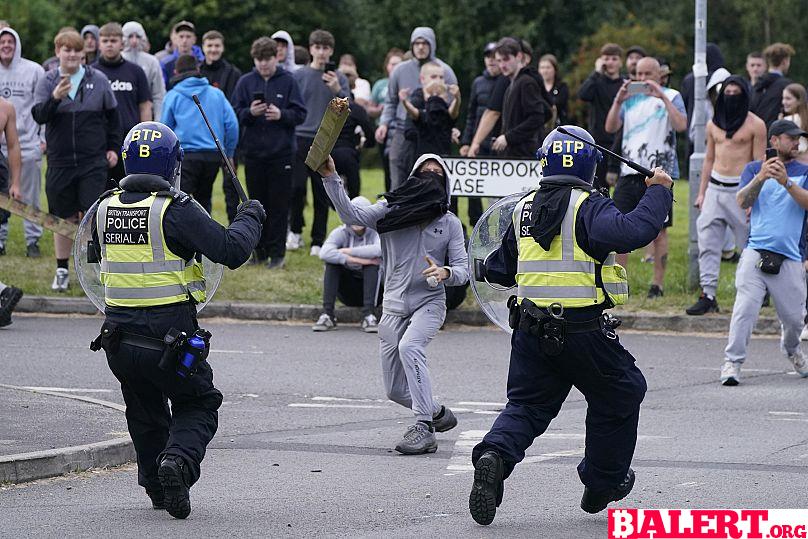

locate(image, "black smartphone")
(765, 147), (777, 160)
(325, 61), (337, 73)
(252, 92), (265, 103)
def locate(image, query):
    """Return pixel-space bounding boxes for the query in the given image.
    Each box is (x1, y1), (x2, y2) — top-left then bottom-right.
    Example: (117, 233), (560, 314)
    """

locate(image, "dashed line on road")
(19, 387), (113, 393)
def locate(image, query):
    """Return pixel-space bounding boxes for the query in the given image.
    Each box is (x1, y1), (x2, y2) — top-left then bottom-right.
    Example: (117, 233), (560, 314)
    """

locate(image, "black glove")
(237, 200), (266, 223)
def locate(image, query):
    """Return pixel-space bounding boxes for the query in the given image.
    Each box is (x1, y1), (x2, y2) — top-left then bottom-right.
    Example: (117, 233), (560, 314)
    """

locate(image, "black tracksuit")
(578, 71), (624, 190)
(751, 72), (792, 128)
(332, 100), (375, 198)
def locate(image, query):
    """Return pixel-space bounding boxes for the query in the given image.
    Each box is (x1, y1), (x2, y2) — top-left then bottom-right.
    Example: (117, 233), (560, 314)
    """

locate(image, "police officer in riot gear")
(468, 125), (673, 525)
(90, 121), (265, 519)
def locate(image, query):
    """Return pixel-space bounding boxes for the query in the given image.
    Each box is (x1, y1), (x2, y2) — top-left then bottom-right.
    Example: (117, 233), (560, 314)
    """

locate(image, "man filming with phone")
(719, 119), (808, 385)
(605, 56), (687, 299)
(232, 37), (306, 269)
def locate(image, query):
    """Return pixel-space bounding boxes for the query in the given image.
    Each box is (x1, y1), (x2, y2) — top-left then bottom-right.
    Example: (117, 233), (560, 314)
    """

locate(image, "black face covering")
(376, 170), (448, 234)
(713, 76), (749, 139)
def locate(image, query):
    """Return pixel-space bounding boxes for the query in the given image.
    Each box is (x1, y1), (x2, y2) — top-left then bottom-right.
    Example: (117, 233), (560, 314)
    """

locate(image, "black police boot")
(158, 456), (191, 519)
(580, 468), (635, 514)
(469, 450), (505, 526)
(685, 293), (719, 316)
(146, 488), (165, 510)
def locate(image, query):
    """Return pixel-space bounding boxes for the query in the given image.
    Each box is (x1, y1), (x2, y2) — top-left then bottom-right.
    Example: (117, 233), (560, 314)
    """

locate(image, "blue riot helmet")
(537, 125), (602, 184)
(121, 122), (184, 187)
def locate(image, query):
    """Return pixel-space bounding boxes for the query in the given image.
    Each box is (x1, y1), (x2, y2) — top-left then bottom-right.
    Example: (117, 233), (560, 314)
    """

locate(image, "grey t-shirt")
(293, 66), (350, 139)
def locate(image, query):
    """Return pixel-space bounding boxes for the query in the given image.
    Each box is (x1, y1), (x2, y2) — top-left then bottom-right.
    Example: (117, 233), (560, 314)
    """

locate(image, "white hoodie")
(122, 21), (166, 119)
(0, 27), (45, 160)
(270, 30), (299, 73)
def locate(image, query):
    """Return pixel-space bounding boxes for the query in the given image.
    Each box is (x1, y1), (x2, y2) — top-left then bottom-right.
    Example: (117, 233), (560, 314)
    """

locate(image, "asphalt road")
(1, 315), (806, 538)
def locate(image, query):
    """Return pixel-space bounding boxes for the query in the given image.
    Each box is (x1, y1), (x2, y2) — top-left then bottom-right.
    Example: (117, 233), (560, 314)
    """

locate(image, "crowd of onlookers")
(1, 19), (808, 382)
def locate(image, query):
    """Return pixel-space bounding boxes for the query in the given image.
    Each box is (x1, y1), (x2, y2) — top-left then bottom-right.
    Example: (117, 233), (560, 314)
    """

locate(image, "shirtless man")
(0, 95), (23, 247)
(688, 76), (766, 315)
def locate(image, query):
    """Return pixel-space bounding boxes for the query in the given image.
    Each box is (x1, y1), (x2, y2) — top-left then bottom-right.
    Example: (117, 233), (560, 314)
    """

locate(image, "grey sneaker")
(286, 231), (303, 250)
(51, 268), (69, 292)
(312, 313), (337, 332)
(787, 350), (808, 378)
(361, 314), (378, 333)
(720, 360), (741, 386)
(395, 422), (437, 455)
(433, 406), (458, 432)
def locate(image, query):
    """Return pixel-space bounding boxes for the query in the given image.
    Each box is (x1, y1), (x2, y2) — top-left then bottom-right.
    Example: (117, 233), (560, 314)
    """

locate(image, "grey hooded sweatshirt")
(322, 153), (468, 316)
(270, 30), (299, 73)
(0, 27), (45, 160)
(122, 21), (166, 119)
(380, 27), (457, 128)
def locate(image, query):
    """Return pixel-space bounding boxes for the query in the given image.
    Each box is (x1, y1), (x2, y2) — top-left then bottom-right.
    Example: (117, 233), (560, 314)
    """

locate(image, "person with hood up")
(161, 54), (238, 214)
(688, 77), (766, 316)
(0, 26), (46, 258)
(318, 152), (468, 455)
(80, 24), (99, 64)
(313, 196), (382, 333)
(751, 42), (795, 128)
(122, 21), (166, 119)
(271, 30), (298, 73)
(468, 126), (673, 526)
(376, 27), (457, 190)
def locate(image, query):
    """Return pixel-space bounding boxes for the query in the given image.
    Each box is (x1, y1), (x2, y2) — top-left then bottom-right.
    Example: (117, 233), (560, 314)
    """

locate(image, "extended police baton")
(556, 126), (654, 178)
(192, 94), (248, 203)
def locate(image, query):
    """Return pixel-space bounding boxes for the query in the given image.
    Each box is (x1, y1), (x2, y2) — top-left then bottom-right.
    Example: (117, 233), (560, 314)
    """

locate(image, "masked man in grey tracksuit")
(319, 152), (469, 454)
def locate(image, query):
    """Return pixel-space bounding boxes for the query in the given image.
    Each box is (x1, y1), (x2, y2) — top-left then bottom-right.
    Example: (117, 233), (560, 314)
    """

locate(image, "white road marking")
(444, 430), (671, 475)
(209, 349), (265, 355)
(311, 396), (388, 403)
(769, 417), (808, 423)
(769, 411), (805, 416)
(21, 387), (113, 393)
(288, 403), (390, 409)
(678, 481), (701, 487)
(456, 401), (506, 407)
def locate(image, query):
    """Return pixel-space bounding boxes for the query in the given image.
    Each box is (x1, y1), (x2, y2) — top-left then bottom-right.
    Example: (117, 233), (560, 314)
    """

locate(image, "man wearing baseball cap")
(721, 118), (808, 385)
(160, 20), (205, 88)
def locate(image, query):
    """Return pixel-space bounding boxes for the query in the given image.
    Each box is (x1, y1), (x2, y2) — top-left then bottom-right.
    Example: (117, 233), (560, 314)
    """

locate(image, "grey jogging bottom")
(725, 248), (806, 364)
(379, 299), (445, 422)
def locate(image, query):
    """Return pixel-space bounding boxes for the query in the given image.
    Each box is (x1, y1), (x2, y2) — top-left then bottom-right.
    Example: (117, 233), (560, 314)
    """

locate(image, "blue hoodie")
(161, 75), (238, 156)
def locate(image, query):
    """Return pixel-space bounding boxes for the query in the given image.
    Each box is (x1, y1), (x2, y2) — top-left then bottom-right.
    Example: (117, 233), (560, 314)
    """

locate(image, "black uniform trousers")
(290, 136), (332, 247)
(181, 152), (221, 215)
(103, 303), (222, 493)
(472, 325), (646, 493)
(244, 156), (293, 260)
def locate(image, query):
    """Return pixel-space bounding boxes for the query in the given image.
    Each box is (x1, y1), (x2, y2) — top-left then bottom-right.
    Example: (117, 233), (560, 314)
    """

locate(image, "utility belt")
(507, 296), (621, 356)
(90, 321), (211, 378)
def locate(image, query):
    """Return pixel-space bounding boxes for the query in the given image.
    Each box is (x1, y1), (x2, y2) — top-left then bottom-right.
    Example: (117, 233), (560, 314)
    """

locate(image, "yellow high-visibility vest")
(97, 191), (206, 308)
(512, 188), (628, 307)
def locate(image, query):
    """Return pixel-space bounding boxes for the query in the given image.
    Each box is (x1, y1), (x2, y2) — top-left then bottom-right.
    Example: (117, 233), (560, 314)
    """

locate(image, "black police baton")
(556, 126), (654, 178)
(192, 94), (248, 203)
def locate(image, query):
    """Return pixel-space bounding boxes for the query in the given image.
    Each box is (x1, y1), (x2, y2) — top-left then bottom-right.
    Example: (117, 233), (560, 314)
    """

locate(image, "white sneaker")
(312, 313), (336, 332)
(800, 325), (808, 341)
(361, 314), (378, 333)
(286, 231), (303, 250)
(310, 245), (321, 257)
(787, 350), (808, 378)
(51, 268), (69, 292)
(720, 361), (741, 386)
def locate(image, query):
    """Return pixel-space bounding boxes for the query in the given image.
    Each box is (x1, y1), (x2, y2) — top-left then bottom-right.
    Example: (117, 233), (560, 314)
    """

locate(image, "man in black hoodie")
(491, 37), (549, 158)
(200, 30), (242, 223)
(751, 42), (795, 128)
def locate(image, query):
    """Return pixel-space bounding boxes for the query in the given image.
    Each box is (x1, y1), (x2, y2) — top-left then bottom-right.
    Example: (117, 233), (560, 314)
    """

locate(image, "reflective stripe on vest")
(512, 189), (628, 307)
(98, 192), (207, 307)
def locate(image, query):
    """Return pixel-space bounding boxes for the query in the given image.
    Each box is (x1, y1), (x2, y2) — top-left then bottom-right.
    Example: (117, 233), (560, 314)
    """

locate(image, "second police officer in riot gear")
(89, 121), (265, 519)
(468, 126), (673, 525)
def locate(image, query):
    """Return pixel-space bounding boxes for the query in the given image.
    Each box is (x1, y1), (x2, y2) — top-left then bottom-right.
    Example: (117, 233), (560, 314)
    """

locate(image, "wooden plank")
(305, 97), (351, 171)
(0, 193), (78, 238)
